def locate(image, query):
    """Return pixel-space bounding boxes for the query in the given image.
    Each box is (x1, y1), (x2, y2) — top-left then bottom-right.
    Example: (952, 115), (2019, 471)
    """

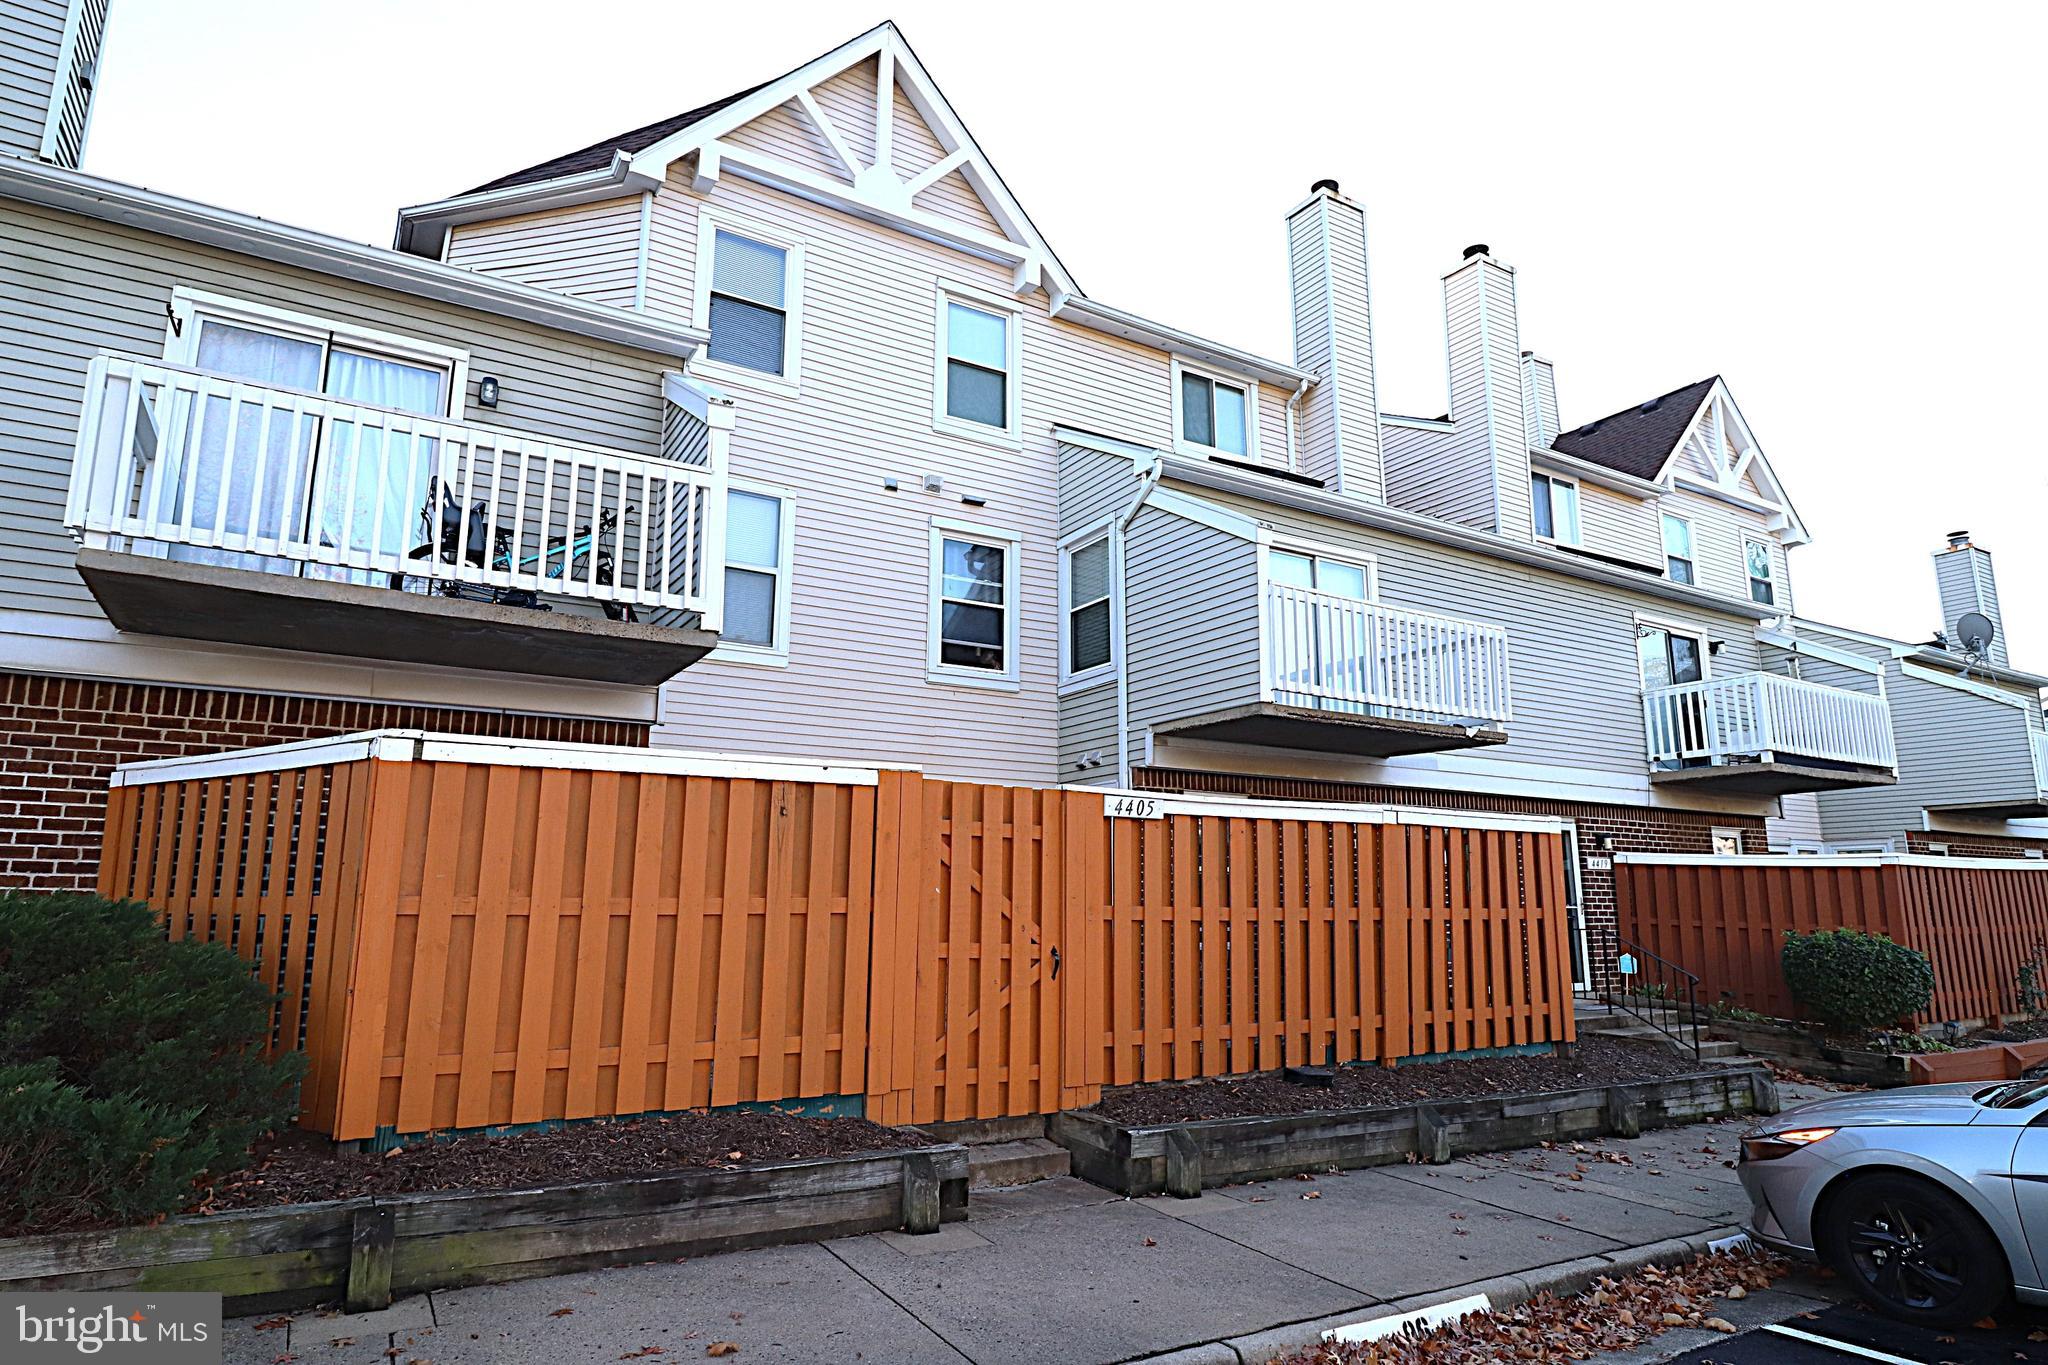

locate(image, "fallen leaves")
(547, 1308), (575, 1319)
(705, 1344), (740, 1358)
(1267, 1246), (1790, 1365)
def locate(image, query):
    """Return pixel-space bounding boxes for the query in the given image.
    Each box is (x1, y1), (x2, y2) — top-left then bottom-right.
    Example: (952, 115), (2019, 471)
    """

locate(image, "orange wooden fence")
(99, 733), (1577, 1139)
(1614, 853), (2048, 1026)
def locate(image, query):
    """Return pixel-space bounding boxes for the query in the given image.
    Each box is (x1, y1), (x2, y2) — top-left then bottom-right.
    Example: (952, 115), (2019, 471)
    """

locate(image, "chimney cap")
(1310, 178), (1340, 196)
(1946, 530), (1972, 549)
(1462, 243), (1491, 260)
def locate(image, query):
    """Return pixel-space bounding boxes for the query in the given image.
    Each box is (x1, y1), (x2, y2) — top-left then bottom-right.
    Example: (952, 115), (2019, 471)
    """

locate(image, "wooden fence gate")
(98, 734), (1577, 1139)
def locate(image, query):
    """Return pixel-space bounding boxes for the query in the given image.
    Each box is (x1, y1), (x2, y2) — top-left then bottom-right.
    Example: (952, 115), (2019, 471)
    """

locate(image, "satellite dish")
(1957, 611), (1997, 655)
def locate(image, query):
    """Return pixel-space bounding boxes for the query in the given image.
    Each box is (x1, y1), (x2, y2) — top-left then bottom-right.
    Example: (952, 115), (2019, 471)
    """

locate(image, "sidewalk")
(225, 1085), (1824, 1365)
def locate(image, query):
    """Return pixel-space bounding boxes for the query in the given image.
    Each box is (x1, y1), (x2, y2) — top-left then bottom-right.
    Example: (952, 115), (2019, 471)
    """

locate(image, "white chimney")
(1442, 245), (1530, 538)
(1934, 530), (2008, 668)
(1285, 181), (1383, 500)
(1521, 352), (1559, 448)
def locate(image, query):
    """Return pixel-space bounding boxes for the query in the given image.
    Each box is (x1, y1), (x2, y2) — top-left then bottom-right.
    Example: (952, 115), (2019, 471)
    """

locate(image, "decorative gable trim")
(1657, 378), (1810, 546)
(626, 23), (1074, 298)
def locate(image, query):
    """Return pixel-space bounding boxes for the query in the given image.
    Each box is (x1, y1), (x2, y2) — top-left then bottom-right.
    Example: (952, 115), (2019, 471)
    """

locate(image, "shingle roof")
(462, 84), (768, 195)
(1549, 376), (1717, 481)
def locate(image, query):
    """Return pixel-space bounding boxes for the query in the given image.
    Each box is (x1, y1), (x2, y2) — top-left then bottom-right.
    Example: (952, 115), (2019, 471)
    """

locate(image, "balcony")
(64, 356), (722, 685)
(1642, 672), (1898, 796)
(1154, 584), (1513, 758)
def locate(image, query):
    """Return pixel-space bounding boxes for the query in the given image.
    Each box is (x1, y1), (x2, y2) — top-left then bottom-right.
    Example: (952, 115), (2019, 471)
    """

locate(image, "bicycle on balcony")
(388, 476), (639, 623)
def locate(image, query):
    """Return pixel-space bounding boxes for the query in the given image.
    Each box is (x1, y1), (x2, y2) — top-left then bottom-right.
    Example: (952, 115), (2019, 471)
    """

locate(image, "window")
(1175, 361), (1253, 458)
(706, 230), (790, 375)
(692, 212), (802, 388)
(1661, 513), (1695, 586)
(1710, 827), (1743, 857)
(941, 300), (1010, 430)
(1267, 548), (1369, 599)
(1745, 538), (1776, 606)
(1531, 472), (1580, 545)
(1061, 529), (1116, 685)
(716, 485), (793, 660)
(929, 521), (1020, 685)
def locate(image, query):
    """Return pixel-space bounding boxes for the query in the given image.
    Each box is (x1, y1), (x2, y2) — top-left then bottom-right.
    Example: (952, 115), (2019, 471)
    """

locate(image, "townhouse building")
(1, 6), (2037, 982)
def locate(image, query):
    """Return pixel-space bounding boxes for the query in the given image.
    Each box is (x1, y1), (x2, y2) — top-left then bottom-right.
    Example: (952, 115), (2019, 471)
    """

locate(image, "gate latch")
(1049, 946), (1061, 980)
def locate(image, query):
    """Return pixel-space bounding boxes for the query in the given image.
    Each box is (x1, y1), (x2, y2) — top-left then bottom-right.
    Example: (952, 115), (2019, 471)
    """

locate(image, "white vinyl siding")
(0, 0), (72, 164)
(1383, 421), (1491, 529)
(445, 198), (643, 308)
(1659, 489), (1793, 612)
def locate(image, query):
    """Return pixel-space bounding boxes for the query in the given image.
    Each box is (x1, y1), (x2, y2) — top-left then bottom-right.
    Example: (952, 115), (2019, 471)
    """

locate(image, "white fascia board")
(392, 152), (661, 255)
(0, 160), (709, 359)
(1158, 452), (1780, 622)
(663, 370), (738, 427)
(1531, 446), (1663, 499)
(1047, 295), (1314, 390)
(1899, 659), (2042, 709)
(1618, 850), (2048, 873)
(1053, 425), (1166, 463)
(1754, 627), (1888, 677)
(1148, 486), (1259, 540)
(1382, 413), (1456, 432)
(1642, 383), (1721, 485)
(1073, 788), (1562, 834)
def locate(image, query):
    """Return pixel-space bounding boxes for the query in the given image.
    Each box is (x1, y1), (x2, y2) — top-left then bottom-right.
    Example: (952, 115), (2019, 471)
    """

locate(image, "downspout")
(1284, 375), (1312, 472)
(1115, 456), (1165, 789)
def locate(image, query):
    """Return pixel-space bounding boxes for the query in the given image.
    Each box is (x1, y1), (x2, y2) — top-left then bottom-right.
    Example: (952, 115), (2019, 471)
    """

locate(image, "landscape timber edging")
(1705, 1018), (1916, 1087)
(0, 1143), (968, 1317)
(1049, 1066), (1778, 1198)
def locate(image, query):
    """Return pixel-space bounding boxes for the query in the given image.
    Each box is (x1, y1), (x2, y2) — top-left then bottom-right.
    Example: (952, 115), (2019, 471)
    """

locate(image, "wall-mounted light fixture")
(477, 376), (501, 408)
(1594, 834), (1618, 854)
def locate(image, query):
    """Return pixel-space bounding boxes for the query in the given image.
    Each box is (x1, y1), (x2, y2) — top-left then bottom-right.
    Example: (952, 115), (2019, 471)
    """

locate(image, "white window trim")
(165, 287), (470, 419)
(708, 477), (796, 668)
(932, 281), (1022, 447)
(1170, 357), (1260, 463)
(1633, 611), (1715, 687)
(1531, 471), (1581, 547)
(1255, 529), (1380, 599)
(1709, 826), (1744, 856)
(1742, 534), (1778, 606)
(1059, 519), (1120, 693)
(1660, 511), (1696, 584)
(688, 208), (804, 397)
(928, 515), (1022, 690)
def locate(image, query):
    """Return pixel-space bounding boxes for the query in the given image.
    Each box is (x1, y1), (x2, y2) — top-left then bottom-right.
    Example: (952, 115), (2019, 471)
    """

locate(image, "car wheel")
(1816, 1173), (2008, 1327)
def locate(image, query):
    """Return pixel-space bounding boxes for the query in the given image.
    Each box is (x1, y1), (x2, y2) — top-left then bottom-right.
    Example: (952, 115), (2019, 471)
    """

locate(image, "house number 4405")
(1107, 795), (1163, 820)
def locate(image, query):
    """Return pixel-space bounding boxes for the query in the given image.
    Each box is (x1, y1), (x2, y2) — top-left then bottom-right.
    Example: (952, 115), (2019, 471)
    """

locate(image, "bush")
(1781, 927), (1934, 1034)
(0, 892), (302, 1232)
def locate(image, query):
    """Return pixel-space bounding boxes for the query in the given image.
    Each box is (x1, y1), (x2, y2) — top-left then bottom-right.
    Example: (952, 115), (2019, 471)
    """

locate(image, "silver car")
(1740, 1077), (2048, 1326)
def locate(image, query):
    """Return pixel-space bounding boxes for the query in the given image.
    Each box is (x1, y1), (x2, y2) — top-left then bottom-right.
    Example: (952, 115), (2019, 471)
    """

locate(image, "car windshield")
(1976, 1079), (2048, 1109)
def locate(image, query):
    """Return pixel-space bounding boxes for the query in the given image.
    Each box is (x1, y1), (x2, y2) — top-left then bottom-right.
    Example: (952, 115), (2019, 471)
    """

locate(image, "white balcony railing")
(1642, 672), (1896, 770)
(64, 355), (725, 623)
(1264, 583), (1513, 725)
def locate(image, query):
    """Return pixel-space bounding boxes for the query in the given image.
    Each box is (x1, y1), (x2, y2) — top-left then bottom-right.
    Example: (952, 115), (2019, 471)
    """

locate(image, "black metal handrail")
(1601, 935), (1701, 1061)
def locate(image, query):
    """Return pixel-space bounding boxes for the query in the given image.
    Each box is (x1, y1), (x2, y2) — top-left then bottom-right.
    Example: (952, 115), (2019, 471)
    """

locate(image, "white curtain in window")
(312, 350), (446, 580)
(168, 322), (323, 571)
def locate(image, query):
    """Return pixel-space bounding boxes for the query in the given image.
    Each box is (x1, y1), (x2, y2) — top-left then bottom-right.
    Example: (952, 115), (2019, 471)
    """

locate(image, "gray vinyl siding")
(445, 197), (644, 310)
(1383, 422), (1490, 529)
(0, 0), (66, 161)
(1772, 793), (1825, 847)
(1124, 503), (1262, 753)
(1581, 481), (1661, 567)
(1058, 680), (1116, 781)
(1663, 488), (1792, 612)
(1159, 479), (1767, 784)
(1057, 441), (1137, 538)
(0, 197), (676, 619)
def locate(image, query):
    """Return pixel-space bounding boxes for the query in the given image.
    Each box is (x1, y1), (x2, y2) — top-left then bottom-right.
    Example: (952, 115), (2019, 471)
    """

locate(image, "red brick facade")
(0, 672), (649, 894)
(1133, 765), (1768, 987)
(1903, 830), (2048, 859)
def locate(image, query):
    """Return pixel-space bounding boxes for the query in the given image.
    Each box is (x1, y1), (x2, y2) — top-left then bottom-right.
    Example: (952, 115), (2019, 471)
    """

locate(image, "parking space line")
(1763, 1323), (1926, 1364)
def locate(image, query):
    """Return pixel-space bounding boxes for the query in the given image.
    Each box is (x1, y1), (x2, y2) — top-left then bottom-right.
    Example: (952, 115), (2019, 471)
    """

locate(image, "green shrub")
(0, 892), (302, 1232)
(1781, 927), (1934, 1034)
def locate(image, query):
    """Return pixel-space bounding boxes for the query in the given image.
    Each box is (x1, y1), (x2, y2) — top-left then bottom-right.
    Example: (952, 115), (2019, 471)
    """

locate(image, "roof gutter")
(1054, 429), (1780, 623)
(0, 160), (707, 360)
(1048, 294), (1314, 390)
(392, 151), (663, 258)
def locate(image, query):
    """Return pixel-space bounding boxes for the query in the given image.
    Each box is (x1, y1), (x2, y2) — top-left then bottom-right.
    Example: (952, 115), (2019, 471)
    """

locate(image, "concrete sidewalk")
(225, 1086), (1822, 1365)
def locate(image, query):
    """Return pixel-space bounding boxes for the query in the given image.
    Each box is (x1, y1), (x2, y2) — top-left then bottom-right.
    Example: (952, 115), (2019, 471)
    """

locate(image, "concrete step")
(1696, 1038), (1744, 1060)
(966, 1137), (1071, 1189)
(921, 1115), (1048, 1147)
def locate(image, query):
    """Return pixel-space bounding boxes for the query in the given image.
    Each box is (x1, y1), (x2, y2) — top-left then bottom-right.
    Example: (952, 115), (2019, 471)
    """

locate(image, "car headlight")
(1741, 1126), (1837, 1162)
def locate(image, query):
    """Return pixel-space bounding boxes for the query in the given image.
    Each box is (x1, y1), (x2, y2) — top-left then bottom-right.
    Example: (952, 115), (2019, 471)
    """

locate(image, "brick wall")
(1133, 766), (1768, 988)
(1905, 830), (2048, 860)
(0, 672), (649, 893)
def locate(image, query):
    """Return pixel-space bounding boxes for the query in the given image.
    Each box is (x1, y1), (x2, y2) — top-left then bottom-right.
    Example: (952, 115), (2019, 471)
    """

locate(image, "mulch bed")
(1969, 1016), (2048, 1044)
(1088, 1036), (1705, 1125)
(188, 1110), (925, 1213)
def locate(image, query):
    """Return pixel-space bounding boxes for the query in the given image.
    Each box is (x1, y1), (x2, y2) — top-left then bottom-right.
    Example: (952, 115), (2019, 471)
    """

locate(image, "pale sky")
(85, 1), (2047, 663)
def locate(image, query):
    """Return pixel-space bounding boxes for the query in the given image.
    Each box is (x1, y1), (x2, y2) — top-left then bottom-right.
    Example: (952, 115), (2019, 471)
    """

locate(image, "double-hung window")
(717, 484), (793, 660)
(1661, 513), (1695, 585)
(694, 213), (802, 387)
(1745, 537), (1776, 605)
(929, 520), (1020, 685)
(1176, 361), (1252, 458)
(1060, 527), (1116, 686)
(1531, 472), (1580, 545)
(935, 288), (1018, 440)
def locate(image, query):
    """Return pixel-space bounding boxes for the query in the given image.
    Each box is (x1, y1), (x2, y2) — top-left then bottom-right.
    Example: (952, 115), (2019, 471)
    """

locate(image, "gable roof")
(1549, 377), (1716, 481)
(464, 86), (768, 195)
